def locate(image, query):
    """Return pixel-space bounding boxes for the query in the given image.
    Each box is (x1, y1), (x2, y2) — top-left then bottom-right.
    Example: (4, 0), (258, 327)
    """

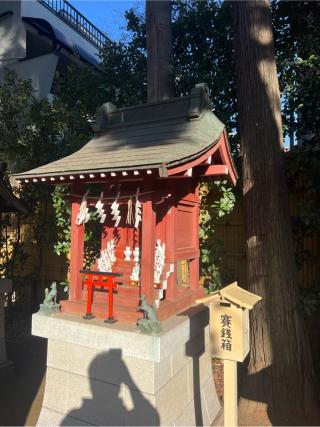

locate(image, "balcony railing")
(38, 0), (107, 49)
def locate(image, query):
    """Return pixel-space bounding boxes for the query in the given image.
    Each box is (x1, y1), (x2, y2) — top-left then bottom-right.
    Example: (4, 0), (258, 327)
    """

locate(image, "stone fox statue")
(39, 282), (60, 314)
(137, 294), (161, 334)
(44, 282), (57, 306)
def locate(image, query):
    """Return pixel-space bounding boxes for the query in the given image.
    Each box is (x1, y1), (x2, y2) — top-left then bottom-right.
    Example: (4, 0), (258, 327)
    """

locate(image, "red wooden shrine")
(14, 84), (237, 323)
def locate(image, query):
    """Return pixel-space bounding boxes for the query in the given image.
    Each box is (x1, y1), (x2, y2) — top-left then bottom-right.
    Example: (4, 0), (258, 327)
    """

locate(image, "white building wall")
(0, 1), (26, 65)
(0, 0), (103, 99)
(0, 0), (101, 68)
(9, 53), (59, 99)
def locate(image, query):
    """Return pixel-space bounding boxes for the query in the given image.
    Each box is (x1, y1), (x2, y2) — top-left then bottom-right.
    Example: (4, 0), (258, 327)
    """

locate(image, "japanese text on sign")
(221, 314), (232, 351)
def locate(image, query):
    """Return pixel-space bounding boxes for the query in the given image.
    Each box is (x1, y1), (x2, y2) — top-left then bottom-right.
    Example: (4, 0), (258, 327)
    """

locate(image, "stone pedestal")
(0, 279), (13, 378)
(32, 305), (220, 426)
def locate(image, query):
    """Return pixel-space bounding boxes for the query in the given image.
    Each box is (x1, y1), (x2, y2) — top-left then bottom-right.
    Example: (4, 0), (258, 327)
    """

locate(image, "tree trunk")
(146, 0), (175, 103)
(232, 1), (320, 425)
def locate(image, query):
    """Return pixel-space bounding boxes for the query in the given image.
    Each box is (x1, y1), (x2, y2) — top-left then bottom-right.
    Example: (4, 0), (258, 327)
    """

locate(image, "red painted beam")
(167, 141), (221, 176)
(218, 131), (238, 185)
(199, 165), (229, 177)
(166, 132), (238, 186)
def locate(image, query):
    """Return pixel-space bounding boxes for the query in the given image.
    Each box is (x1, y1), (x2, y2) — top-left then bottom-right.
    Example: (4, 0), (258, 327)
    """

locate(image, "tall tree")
(146, 0), (175, 102)
(232, 1), (320, 424)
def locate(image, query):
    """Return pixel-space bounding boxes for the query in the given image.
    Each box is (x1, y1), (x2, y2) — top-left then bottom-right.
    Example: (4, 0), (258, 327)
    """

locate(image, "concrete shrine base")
(32, 305), (220, 426)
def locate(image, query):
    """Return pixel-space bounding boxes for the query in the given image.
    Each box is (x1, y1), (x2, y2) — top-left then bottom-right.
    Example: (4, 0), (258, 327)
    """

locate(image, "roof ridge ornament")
(93, 102), (117, 133)
(187, 83), (213, 120)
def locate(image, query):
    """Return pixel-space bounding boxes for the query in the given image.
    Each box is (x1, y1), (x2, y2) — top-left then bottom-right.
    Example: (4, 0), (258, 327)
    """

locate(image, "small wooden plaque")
(209, 301), (249, 362)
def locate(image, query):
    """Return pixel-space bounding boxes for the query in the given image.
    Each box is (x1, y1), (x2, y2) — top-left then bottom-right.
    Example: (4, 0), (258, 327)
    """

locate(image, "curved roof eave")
(13, 84), (237, 185)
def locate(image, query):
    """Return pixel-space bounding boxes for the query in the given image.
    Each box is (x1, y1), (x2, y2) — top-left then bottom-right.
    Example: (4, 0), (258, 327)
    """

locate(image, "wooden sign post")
(196, 282), (261, 427)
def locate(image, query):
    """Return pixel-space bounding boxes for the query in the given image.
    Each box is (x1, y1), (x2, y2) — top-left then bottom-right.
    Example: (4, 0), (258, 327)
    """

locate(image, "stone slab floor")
(0, 336), (47, 426)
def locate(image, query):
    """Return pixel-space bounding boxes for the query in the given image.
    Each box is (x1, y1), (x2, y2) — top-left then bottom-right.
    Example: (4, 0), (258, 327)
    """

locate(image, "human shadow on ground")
(61, 349), (160, 426)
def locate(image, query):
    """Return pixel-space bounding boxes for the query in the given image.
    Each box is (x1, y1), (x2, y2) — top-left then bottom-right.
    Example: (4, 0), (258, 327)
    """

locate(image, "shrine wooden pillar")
(69, 183), (85, 301)
(190, 185), (200, 290)
(140, 200), (156, 304)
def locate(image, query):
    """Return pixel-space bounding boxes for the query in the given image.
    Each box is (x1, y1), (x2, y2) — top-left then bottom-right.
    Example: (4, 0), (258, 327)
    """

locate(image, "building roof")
(22, 17), (100, 66)
(0, 179), (27, 213)
(14, 84), (230, 181)
(196, 282), (262, 310)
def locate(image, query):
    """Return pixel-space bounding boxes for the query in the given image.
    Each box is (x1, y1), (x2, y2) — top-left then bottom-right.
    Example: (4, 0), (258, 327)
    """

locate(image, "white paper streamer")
(75, 190), (90, 225)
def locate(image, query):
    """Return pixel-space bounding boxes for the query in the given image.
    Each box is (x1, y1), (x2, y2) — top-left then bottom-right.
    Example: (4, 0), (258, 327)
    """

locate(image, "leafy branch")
(199, 180), (235, 293)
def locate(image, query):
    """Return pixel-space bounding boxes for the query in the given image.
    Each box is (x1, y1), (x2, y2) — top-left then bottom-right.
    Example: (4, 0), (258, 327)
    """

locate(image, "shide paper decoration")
(126, 197), (133, 225)
(95, 192), (106, 223)
(134, 188), (142, 229)
(111, 191), (121, 227)
(154, 240), (165, 284)
(75, 191), (90, 225)
(75, 186), (148, 229)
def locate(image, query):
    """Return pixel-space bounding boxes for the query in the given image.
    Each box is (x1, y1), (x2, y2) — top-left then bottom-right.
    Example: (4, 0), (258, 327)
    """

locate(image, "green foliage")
(0, 71), (48, 282)
(59, 280), (69, 294)
(52, 186), (71, 257)
(99, 39), (147, 107)
(172, 1), (236, 131)
(0, 68), (96, 300)
(286, 151), (320, 284)
(212, 183), (236, 219)
(0, 70), (81, 174)
(0, 70), (35, 170)
(2, 1), (320, 306)
(273, 1), (320, 144)
(52, 185), (101, 277)
(83, 206), (101, 269)
(272, 2), (320, 300)
(0, 3), (238, 296)
(121, 1), (237, 145)
(108, 1), (238, 289)
(0, 212), (29, 278)
(200, 181), (235, 293)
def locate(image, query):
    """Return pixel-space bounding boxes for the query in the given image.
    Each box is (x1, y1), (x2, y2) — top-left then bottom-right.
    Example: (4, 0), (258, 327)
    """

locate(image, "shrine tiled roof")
(14, 84), (226, 180)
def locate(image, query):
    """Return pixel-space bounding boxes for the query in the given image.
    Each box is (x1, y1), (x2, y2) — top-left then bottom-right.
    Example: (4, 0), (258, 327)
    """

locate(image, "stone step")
(60, 300), (143, 323)
(116, 285), (140, 296)
(113, 265), (135, 274)
(89, 290), (140, 307)
(114, 259), (138, 268)
(61, 287), (204, 323)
